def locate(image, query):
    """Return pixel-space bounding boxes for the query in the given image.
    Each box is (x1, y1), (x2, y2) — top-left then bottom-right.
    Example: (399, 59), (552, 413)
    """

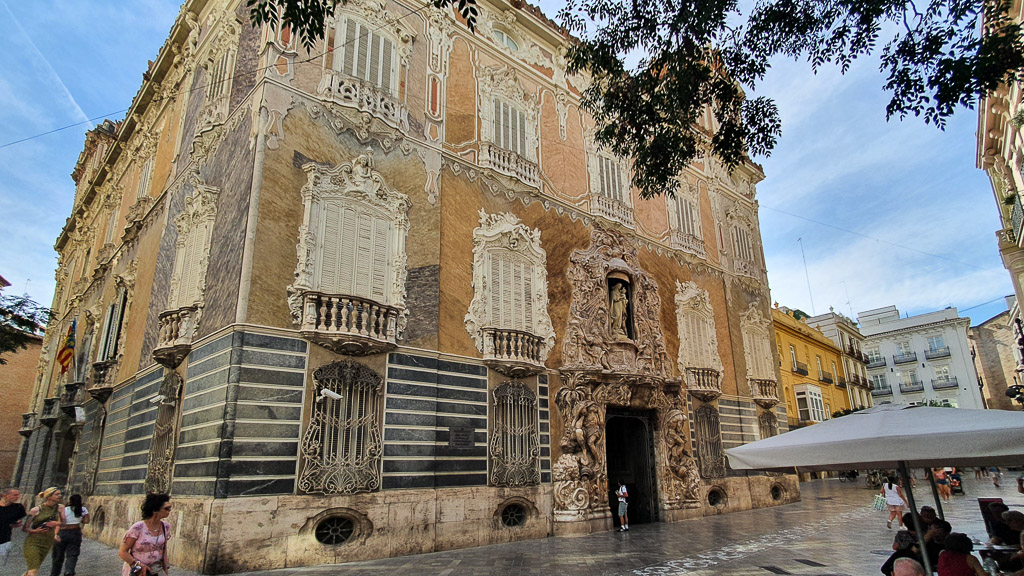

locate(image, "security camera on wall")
(318, 388), (343, 401)
(149, 394), (166, 405)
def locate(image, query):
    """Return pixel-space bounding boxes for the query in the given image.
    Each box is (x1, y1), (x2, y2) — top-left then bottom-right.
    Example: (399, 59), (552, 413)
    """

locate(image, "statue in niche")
(609, 278), (631, 340)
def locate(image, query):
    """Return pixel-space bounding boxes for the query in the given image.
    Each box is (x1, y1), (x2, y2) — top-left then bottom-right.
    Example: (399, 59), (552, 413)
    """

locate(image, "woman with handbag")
(23, 487), (65, 576)
(118, 494), (172, 576)
(51, 494), (89, 576)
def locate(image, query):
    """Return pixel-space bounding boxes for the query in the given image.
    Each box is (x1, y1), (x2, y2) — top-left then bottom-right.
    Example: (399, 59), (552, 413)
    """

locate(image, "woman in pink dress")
(117, 494), (172, 576)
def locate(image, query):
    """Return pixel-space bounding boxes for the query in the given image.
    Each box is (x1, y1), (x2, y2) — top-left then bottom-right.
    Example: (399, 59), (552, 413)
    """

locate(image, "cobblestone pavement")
(2, 473), (1020, 576)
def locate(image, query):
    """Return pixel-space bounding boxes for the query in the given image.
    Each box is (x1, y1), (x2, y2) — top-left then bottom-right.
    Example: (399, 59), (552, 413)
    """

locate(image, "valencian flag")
(56, 320), (76, 375)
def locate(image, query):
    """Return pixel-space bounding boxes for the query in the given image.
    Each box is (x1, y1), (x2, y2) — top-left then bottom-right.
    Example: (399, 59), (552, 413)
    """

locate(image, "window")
(795, 385), (826, 422)
(136, 157), (154, 200)
(104, 209), (118, 245)
(492, 98), (528, 157)
(831, 361), (838, 380)
(169, 185), (219, 309)
(317, 202), (392, 302)
(816, 356), (823, 378)
(866, 348), (882, 363)
(758, 411), (778, 439)
(740, 304), (775, 381)
(927, 335), (945, 351)
(896, 341), (911, 355)
(491, 29), (518, 51)
(466, 211), (556, 364)
(205, 50), (234, 101)
(732, 225), (754, 262)
(489, 381), (539, 486)
(299, 360), (383, 494)
(97, 289), (128, 362)
(789, 345), (797, 370)
(675, 281), (723, 374)
(673, 195), (700, 238)
(694, 404), (725, 478)
(872, 374), (889, 390)
(597, 155), (625, 202)
(331, 17), (397, 94)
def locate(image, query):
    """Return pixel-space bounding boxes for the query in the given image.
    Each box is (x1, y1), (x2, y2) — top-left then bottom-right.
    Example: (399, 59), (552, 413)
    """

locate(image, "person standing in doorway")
(0, 487), (27, 568)
(616, 481), (629, 532)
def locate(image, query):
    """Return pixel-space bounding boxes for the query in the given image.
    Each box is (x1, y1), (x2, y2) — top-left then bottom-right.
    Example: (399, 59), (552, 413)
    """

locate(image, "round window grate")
(770, 484), (784, 501)
(500, 503), (527, 527)
(315, 516), (354, 545)
(707, 488), (725, 508)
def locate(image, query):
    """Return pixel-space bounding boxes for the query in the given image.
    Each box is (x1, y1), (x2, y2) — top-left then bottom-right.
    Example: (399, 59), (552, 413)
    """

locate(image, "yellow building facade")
(772, 307), (852, 427)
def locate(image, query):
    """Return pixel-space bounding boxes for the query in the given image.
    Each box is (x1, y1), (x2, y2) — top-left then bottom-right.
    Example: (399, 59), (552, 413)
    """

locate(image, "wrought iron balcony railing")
(837, 376), (848, 388)
(867, 357), (886, 368)
(925, 347), (951, 360)
(819, 370), (833, 384)
(899, 380), (925, 393)
(482, 327), (545, 378)
(792, 361), (809, 376)
(1012, 194), (1024, 246)
(871, 386), (892, 397)
(300, 291), (400, 356)
(893, 352), (918, 365)
(931, 376), (959, 390)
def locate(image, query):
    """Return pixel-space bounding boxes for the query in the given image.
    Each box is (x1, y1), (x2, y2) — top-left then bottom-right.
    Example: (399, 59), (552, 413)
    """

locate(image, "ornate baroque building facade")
(15, 0), (794, 571)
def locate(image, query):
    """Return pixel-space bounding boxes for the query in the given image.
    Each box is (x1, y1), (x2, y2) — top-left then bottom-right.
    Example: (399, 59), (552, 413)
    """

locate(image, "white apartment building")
(858, 306), (985, 408)
(806, 308), (874, 410)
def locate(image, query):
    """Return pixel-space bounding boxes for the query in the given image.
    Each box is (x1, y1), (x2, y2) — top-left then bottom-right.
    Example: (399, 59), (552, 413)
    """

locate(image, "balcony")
(932, 376), (959, 390)
(60, 381), (85, 417)
(750, 378), (780, 408)
(479, 143), (541, 188)
(1013, 194), (1024, 245)
(792, 361), (809, 376)
(893, 352), (918, 365)
(316, 68), (409, 132)
(300, 292), (399, 356)
(819, 370), (833, 384)
(153, 306), (200, 368)
(39, 397), (60, 427)
(867, 357), (886, 368)
(19, 413), (35, 437)
(925, 347), (951, 360)
(733, 257), (762, 280)
(899, 379), (925, 393)
(871, 386), (892, 397)
(89, 360), (117, 404)
(669, 230), (706, 259)
(482, 327), (545, 378)
(590, 193), (635, 229)
(685, 367), (722, 401)
(837, 376), (848, 388)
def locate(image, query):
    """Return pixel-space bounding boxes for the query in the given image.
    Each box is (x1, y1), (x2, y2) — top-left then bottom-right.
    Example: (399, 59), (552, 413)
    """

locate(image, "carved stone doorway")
(605, 408), (658, 525)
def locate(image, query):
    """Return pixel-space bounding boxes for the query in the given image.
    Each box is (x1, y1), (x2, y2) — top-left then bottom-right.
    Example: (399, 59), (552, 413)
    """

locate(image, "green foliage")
(791, 308), (810, 321)
(832, 406), (866, 418)
(248, 0), (1024, 199)
(0, 293), (50, 366)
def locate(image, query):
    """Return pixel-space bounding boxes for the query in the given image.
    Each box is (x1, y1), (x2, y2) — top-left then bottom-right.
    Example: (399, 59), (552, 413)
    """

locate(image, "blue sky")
(0, 0), (1013, 328)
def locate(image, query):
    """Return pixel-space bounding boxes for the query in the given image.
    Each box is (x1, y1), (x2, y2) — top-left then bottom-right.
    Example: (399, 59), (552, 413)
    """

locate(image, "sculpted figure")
(665, 409), (701, 501)
(610, 282), (629, 338)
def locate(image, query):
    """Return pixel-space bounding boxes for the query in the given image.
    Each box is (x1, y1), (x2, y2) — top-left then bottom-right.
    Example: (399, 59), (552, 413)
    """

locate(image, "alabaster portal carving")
(144, 371), (184, 494)
(466, 210), (556, 377)
(663, 406), (701, 505)
(299, 360), (383, 495)
(562, 227), (673, 382)
(488, 381), (540, 487)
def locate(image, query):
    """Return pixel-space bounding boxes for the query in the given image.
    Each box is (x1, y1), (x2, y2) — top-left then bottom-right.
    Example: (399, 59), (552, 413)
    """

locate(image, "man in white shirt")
(616, 482), (629, 532)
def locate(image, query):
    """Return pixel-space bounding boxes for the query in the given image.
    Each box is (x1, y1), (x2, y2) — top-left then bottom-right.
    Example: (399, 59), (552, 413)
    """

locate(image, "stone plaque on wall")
(449, 426), (475, 449)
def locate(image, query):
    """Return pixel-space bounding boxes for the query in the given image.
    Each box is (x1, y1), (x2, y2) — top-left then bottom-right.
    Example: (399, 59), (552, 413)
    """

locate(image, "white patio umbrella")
(725, 404), (1024, 573)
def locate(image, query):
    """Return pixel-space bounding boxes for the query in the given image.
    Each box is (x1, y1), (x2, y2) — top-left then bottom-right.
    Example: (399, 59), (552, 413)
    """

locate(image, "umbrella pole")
(927, 469), (945, 520)
(899, 461), (932, 575)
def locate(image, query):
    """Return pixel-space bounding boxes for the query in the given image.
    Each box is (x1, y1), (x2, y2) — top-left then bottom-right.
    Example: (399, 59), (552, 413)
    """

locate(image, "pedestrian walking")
(992, 467), (1002, 488)
(882, 477), (907, 529)
(118, 494), (172, 576)
(932, 469), (952, 502)
(23, 488), (65, 576)
(615, 482), (629, 532)
(0, 487), (27, 568)
(51, 494), (89, 576)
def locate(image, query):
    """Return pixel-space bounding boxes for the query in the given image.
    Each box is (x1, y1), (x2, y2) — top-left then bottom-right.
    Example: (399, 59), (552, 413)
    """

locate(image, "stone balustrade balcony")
(481, 327), (545, 378)
(60, 381), (85, 416)
(300, 292), (399, 356)
(39, 397), (61, 427)
(19, 413), (35, 437)
(751, 378), (780, 408)
(669, 230), (706, 259)
(153, 305), (200, 368)
(479, 143), (540, 188)
(89, 360), (117, 403)
(685, 367), (721, 401)
(590, 193), (636, 229)
(316, 69), (409, 132)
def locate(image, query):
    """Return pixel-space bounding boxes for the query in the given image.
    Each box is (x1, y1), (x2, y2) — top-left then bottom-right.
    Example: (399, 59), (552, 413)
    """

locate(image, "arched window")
(491, 29), (519, 51)
(299, 360), (383, 494)
(489, 381), (539, 486)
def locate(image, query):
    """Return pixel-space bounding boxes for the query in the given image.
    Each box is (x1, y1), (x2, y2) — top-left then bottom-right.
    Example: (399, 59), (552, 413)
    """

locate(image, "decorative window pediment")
(196, 19), (241, 134)
(477, 65), (540, 187)
(318, 3), (413, 132)
(725, 205), (761, 279)
(676, 281), (723, 400)
(466, 210), (555, 377)
(289, 151), (410, 355)
(585, 130), (634, 228)
(668, 181), (705, 258)
(740, 303), (779, 407)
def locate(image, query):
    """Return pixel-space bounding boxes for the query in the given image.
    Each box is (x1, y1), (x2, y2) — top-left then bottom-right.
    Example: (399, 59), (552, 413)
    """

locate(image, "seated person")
(893, 558), (926, 576)
(917, 506), (938, 532)
(938, 533), (988, 576)
(883, 529), (922, 576)
(923, 520), (952, 569)
(999, 511), (1024, 571)
(989, 502), (1019, 546)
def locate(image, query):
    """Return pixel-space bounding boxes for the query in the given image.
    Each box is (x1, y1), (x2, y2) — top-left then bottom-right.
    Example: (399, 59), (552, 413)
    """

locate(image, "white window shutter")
(380, 36), (393, 93)
(369, 31), (381, 87)
(356, 23), (369, 80)
(371, 217), (389, 301)
(342, 19), (357, 76)
(320, 202), (343, 292)
(338, 205), (359, 292)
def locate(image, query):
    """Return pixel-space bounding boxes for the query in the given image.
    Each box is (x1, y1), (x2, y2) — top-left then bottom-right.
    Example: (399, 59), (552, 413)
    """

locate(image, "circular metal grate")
(500, 504), (527, 527)
(314, 516), (354, 545)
